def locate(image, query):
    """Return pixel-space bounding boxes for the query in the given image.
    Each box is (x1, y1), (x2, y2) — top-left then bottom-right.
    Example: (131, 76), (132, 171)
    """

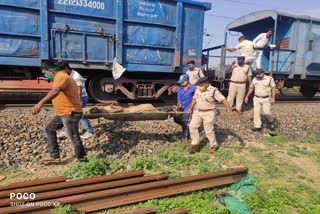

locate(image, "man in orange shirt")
(32, 61), (87, 163)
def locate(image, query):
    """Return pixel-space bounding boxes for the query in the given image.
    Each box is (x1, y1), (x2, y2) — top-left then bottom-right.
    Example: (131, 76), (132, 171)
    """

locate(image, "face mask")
(180, 81), (188, 87)
(197, 85), (206, 92)
(256, 74), (263, 80)
(44, 71), (55, 81)
(237, 60), (245, 66)
(188, 66), (194, 70)
(43, 67), (59, 81)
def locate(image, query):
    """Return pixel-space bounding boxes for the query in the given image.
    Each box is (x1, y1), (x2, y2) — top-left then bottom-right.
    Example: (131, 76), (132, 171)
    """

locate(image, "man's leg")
(253, 97), (262, 129)
(188, 111), (203, 149)
(174, 114), (187, 142)
(227, 82), (237, 109)
(202, 111), (218, 150)
(182, 113), (191, 140)
(256, 50), (263, 69)
(62, 112), (87, 160)
(236, 84), (246, 112)
(80, 96), (94, 136)
(44, 116), (63, 159)
(262, 99), (276, 134)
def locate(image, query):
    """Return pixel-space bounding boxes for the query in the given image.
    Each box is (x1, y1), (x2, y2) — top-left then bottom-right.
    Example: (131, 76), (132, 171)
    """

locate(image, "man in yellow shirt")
(32, 61), (87, 163)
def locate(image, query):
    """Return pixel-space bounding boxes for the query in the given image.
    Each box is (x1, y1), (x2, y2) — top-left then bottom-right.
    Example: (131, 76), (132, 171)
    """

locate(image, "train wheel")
(87, 73), (118, 103)
(299, 85), (317, 98)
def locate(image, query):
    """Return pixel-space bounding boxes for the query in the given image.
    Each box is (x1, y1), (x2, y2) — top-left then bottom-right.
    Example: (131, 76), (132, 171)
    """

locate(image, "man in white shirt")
(225, 36), (254, 66)
(252, 29), (276, 69)
(57, 61), (95, 139)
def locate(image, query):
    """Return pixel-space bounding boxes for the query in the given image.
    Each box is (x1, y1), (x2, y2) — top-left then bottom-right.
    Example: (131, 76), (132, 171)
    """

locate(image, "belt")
(255, 95), (269, 98)
(230, 80), (246, 84)
(198, 109), (214, 112)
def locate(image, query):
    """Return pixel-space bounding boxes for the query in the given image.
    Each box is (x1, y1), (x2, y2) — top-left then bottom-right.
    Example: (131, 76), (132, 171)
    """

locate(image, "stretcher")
(84, 112), (183, 121)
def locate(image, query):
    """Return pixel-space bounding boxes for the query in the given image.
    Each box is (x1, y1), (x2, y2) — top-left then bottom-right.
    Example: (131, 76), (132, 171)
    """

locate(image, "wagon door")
(50, 28), (115, 68)
(48, 0), (116, 69)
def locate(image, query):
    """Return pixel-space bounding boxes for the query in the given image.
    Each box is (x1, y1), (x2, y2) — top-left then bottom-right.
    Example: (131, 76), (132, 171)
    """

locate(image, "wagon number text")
(57, 0), (105, 10)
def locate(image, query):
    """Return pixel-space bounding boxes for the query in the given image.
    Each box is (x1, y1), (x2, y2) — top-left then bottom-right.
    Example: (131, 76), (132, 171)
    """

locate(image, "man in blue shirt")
(174, 74), (196, 143)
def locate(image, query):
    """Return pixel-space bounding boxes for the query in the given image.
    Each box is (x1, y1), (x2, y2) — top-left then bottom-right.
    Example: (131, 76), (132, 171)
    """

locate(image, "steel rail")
(0, 174), (168, 207)
(0, 176), (65, 191)
(161, 208), (189, 214)
(73, 174), (246, 213)
(0, 170), (144, 199)
(0, 168), (247, 214)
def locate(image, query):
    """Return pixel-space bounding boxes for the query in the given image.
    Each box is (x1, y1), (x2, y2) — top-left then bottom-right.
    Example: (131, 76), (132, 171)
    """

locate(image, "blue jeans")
(45, 112), (87, 159)
(62, 96), (94, 134)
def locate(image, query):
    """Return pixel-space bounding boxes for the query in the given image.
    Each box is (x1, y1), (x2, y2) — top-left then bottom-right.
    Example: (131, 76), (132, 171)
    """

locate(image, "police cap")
(196, 77), (209, 85)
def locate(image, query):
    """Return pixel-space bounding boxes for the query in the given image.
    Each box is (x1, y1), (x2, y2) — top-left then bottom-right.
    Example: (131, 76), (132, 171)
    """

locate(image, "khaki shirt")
(193, 85), (225, 110)
(230, 64), (252, 82)
(235, 40), (254, 60)
(250, 75), (276, 97)
(186, 67), (205, 85)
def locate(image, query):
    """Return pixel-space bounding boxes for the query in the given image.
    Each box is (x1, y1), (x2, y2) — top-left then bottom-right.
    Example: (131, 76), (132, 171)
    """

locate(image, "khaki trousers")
(253, 97), (273, 128)
(227, 82), (246, 110)
(189, 110), (217, 148)
(245, 59), (253, 74)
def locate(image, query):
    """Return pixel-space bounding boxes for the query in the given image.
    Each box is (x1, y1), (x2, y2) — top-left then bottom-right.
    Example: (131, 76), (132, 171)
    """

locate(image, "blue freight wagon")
(0, 0), (211, 102)
(204, 10), (320, 98)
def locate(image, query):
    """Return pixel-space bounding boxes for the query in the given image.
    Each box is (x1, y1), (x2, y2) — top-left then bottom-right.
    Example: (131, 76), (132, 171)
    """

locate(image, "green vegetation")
(104, 190), (229, 214)
(7, 132), (319, 214)
(302, 134), (320, 144)
(63, 156), (107, 179)
(0, 167), (33, 181)
(52, 205), (82, 214)
(244, 185), (320, 214)
(264, 135), (288, 146)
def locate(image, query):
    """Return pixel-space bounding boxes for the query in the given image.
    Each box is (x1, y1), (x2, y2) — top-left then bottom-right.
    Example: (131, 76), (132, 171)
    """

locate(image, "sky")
(199, 0), (320, 65)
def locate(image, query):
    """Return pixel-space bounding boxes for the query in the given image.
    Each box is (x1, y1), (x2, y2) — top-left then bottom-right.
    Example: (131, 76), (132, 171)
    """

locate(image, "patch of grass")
(264, 135), (288, 146)
(248, 146), (262, 154)
(0, 167), (33, 181)
(214, 149), (233, 161)
(244, 185), (320, 214)
(156, 149), (191, 169)
(108, 159), (123, 174)
(52, 205), (81, 214)
(130, 156), (161, 171)
(63, 156), (107, 179)
(302, 134), (320, 144)
(103, 190), (228, 214)
(287, 147), (312, 157)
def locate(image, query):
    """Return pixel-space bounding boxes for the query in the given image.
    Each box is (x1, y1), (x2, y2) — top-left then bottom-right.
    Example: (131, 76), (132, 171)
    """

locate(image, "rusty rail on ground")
(0, 167), (248, 214)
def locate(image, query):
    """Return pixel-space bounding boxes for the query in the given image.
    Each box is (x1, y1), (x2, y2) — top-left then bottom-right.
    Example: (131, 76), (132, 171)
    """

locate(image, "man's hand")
(271, 98), (276, 105)
(231, 61), (236, 65)
(187, 108), (193, 115)
(244, 96), (249, 104)
(226, 109), (233, 116)
(177, 103), (182, 109)
(32, 103), (42, 115)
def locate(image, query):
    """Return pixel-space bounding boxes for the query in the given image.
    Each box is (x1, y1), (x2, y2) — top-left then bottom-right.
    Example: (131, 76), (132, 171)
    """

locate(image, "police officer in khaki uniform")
(187, 77), (233, 153)
(186, 60), (205, 85)
(226, 56), (252, 114)
(245, 69), (277, 135)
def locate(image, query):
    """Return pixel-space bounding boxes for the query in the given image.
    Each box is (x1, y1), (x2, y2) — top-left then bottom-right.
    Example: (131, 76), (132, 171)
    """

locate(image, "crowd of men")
(32, 29), (277, 163)
(175, 29), (277, 153)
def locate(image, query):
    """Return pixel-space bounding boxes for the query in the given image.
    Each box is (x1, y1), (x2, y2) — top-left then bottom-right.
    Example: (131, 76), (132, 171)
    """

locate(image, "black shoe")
(252, 127), (262, 132)
(269, 125), (276, 132)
